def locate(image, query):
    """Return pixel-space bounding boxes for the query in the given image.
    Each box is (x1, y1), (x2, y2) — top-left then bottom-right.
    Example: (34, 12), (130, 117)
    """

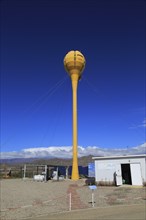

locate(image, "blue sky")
(1, 0), (145, 158)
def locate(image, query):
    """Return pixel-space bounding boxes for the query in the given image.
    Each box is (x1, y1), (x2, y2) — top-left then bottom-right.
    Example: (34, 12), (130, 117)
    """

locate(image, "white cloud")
(0, 143), (146, 159)
(129, 119), (146, 129)
(142, 119), (146, 127)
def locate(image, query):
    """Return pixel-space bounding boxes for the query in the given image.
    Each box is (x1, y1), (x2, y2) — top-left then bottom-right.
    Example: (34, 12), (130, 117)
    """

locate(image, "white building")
(92, 154), (146, 186)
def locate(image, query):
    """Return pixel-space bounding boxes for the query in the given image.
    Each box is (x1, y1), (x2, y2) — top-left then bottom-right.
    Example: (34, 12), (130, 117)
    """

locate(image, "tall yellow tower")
(64, 51), (86, 180)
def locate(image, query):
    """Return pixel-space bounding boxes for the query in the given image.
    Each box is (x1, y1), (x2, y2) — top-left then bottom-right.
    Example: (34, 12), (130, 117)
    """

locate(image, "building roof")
(92, 154), (146, 160)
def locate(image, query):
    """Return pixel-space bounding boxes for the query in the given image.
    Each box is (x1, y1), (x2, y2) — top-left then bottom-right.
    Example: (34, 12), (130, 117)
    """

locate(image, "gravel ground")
(0, 179), (146, 220)
(77, 184), (146, 207)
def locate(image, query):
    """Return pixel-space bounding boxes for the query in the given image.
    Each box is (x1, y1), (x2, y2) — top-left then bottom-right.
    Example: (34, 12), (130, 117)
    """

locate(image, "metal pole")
(56, 167), (59, 181)
(69, 193), (72, 211)
(24, 164), (26, 179)
(45, 165), (47, 182)
(92, 190), (94, 207)
(66, 166), (69, 179)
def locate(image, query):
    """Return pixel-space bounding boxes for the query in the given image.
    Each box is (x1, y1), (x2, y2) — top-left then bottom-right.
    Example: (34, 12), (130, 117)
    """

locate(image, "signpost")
(88, 185), (97, 207)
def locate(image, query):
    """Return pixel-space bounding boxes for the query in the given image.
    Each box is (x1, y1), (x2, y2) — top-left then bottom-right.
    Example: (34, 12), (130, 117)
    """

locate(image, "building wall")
(95, 157), (146, 184)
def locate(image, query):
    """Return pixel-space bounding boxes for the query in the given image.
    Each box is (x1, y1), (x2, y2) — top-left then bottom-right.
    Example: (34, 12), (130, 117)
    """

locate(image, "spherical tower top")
(64, 50), (86, 78)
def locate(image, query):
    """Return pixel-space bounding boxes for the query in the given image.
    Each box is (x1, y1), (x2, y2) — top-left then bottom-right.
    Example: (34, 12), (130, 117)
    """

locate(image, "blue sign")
(88, 163), (95, 177)
(88, 185), (97, 190)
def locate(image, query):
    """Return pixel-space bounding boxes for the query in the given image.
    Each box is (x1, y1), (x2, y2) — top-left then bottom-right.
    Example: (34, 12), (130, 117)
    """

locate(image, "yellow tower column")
(64, 50), (86, 181)
(71, 73), (79, 180)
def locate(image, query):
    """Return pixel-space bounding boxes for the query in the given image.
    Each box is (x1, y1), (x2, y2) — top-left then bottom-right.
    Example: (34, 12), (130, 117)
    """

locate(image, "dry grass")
(96, 181), (115, 186)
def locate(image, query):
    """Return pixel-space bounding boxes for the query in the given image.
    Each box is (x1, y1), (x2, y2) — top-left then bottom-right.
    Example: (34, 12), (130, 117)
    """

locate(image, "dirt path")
(67, 183), (88, 210)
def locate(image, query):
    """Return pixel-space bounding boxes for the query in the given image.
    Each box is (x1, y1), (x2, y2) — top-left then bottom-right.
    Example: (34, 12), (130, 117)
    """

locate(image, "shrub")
(96, 180), (115, 186)
(85, 177), (95, 185)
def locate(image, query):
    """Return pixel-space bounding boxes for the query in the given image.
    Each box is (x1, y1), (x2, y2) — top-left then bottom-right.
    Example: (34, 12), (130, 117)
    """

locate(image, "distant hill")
(0, 158), (38, 165)
(0, 155), (94, 167)
(32, 155), (94, 166)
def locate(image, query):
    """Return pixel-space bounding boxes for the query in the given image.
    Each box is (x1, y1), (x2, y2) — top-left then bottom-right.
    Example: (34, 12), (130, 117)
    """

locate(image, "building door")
(116, 164), (122, 186)
(130, 163), (143, 186)
(121, 164), (132, 185)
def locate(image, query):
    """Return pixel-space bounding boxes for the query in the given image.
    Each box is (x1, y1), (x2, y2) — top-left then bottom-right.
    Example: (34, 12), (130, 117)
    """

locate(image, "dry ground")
(25, 204), (146, 220)
(0, 179), (146, 219)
